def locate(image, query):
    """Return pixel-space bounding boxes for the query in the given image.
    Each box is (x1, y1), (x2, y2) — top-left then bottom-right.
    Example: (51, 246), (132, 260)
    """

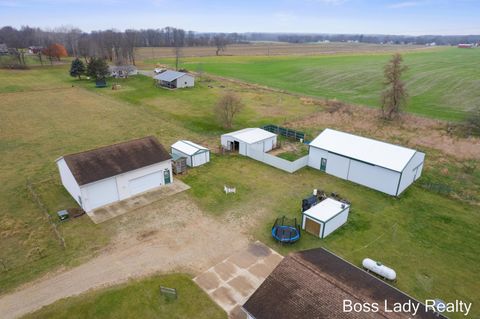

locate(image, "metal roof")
(309, 129), (416, 172)
(303, 198), (349, 222)
(153, 70), (190, 82)
(171, 140), (208, 156)
(223, 128), (276, 144)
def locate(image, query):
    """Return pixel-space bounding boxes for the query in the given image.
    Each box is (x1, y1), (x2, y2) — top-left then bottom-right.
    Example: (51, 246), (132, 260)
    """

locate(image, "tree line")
(0, 25), (246, 66)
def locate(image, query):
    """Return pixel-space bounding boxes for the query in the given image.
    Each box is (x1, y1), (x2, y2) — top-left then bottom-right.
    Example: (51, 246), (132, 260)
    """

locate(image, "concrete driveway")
(87, 180), (190, 223)
(194, 241), (283, 319)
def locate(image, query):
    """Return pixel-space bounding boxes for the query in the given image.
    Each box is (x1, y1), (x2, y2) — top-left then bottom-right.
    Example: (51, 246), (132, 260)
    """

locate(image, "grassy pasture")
(0, 66), (479, 318)
(22, 274), (226, 319)
(151, 47), (480, 121)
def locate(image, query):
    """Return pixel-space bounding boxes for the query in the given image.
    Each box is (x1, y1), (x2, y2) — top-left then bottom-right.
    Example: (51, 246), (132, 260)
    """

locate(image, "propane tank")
(362, 258), (396, 281)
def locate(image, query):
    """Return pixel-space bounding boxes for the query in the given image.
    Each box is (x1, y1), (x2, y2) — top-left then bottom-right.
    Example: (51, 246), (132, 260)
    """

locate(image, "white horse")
(224, 185), (236, 194)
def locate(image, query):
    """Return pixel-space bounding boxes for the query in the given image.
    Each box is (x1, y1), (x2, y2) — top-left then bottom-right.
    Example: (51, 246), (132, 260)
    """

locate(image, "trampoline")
(272, 216), (301, 244)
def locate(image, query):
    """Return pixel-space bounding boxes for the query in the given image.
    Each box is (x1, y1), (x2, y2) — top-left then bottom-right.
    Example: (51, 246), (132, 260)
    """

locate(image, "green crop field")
(0, 64), (479, 318)
(150, 47), (480, 121)
(22, 274), (226, 319)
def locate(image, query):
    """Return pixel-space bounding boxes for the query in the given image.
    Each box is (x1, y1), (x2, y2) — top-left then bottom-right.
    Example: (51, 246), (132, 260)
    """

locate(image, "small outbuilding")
(154, 70), (194, 89)
(308, 129), (425, 196)
(171, 140), (210, 167)
(302, 197), (350, 238)
(109, 65), (138, 78)
(56, 136), (173, 212)
(221, 128), (277, 156)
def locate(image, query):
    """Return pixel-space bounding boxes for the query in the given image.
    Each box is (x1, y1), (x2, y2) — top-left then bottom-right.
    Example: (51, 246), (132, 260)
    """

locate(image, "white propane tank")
(362, 258), (396, 281)
(313, 189), (318, 196)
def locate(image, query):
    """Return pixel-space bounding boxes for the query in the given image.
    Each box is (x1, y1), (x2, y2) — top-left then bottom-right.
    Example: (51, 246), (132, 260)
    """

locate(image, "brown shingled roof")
(61, 136), (171, 186)
(243, 248), (447, 319)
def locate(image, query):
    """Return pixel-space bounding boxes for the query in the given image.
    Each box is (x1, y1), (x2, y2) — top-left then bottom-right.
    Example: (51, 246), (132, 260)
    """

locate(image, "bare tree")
(381, 53), (408, 120)
(213, 34), (227, 56)
(215, 92), (244, 129)
(172, 28), (185, 70)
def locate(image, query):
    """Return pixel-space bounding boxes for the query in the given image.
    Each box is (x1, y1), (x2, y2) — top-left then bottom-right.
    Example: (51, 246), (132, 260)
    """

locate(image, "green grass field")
(0, 63), (479, 318)
(151, 47), (480, 121)
(22, 274), (226, 319)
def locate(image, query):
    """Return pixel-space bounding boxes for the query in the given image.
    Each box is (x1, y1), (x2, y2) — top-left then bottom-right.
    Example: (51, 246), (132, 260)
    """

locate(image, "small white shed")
(154, 70), (194, 89)
(302, 198), (350, 238)
(221, 128), (277, 156)
(171, 140), (210, 167)
(56, 136), (173, 212)
(308, 129), (425, 196)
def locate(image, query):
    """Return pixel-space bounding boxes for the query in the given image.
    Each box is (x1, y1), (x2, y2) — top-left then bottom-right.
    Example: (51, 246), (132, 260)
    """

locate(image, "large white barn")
(221, 128), (277, 156)
(308, 129), (425, 196)
(154, 70), (194, 89)
(56, 136), (173, 212)
(171, 140), (210, 167)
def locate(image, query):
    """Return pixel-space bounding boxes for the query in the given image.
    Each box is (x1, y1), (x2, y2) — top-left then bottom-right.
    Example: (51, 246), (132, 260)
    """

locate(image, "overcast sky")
(0, 0), (478, 35)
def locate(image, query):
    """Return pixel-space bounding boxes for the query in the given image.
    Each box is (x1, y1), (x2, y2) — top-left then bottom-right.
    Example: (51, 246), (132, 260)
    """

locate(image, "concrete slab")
(194, 241), (283, 318)
(87, 180), (190, 224)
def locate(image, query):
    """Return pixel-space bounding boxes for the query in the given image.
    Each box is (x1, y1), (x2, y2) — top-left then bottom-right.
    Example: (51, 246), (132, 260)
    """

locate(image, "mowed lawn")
(155, 47), (480, 121)
(22, 274), (226, 319)
(0, 66), (479, 318)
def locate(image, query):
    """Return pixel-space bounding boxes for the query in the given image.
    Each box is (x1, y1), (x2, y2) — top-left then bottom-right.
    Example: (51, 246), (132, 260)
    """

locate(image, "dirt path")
(0, 196), (250, 319)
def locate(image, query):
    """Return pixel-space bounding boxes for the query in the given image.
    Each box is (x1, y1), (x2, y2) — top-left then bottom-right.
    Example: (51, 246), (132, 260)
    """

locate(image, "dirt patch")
(0, 195), (249, 319)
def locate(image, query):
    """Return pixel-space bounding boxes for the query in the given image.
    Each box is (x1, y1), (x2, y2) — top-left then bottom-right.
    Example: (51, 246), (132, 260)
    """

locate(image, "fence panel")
(262, 125), (305, 141)
(247, 148), (308, 173)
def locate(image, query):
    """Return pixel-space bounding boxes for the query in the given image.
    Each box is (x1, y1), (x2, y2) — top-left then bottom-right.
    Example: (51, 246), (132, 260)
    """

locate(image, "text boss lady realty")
(343, 299), (472, 317)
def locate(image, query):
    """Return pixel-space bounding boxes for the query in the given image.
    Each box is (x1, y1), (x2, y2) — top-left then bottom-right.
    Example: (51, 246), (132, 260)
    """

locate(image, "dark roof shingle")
(62, 136), (171, 185)
(243, 248), (447, 319)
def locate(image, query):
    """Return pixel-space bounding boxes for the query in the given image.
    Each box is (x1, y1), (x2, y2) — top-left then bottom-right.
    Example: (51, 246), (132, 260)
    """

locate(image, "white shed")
(56, 136), (173, 212)
(154, 70), (194, 89)
(221, 128), (277, 156)
(308, 129), (425, 196)
(171, 140), (210, 167)
(302, 198), (350, 238)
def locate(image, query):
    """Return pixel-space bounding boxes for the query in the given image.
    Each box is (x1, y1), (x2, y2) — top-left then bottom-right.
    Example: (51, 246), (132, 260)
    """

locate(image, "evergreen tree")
(69, 58), (86, 79)
(86, 58), (110, 80)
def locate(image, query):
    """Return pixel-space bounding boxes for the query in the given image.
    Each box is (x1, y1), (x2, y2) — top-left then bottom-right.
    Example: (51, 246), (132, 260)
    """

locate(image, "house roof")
(303, 198), (349, 222)
(309, 129), (416, 172)
(223, 128), (276, 144)
(60, 136), (171, 186)
(153, 70), (190, 82)
(171, 140), (209, 156)
(243, 248), (446, 319)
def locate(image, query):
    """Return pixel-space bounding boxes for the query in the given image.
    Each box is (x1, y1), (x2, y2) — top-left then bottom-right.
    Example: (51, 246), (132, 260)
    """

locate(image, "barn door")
(305, 218), (321, 237)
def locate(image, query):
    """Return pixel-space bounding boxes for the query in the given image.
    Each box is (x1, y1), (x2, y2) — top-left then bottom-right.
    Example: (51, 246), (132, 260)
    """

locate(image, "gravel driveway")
(0, 196), (249, 319)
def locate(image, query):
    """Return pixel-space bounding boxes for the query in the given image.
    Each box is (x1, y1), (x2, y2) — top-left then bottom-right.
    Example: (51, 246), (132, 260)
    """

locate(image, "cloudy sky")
(0, 0), (478, 35)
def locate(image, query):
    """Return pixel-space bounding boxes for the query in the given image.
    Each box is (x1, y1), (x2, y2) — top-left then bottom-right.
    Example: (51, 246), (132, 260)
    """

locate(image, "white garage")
(56, 136), (173, 212)
(308, 129), (425, 196)
(302, 197), (350, 238)
(171, 140), (210, 167)
(221, 128), (277, 156)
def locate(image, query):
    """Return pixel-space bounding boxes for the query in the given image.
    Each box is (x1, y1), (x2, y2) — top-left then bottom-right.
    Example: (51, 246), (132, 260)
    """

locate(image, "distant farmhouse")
(242, 248), (447, 319)
(109, 65), (138, 78)
(458, 43), (474, 48)
(154, 70), (195, 89)
(28, 46), (44, 54)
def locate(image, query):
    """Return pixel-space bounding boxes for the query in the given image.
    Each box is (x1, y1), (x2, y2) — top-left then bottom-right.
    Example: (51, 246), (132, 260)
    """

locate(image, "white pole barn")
(221, 128), (277, 156)
(308, 129), (425, 196)
(171, 140), (210, 167)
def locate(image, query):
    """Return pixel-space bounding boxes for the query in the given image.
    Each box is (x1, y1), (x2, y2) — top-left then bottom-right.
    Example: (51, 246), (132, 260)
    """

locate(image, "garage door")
(86, 178), (119, 211)
(128, 171), (162, 196)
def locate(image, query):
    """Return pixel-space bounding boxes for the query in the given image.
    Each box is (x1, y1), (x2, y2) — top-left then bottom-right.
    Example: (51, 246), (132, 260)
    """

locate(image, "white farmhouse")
(171, 140), (210, 167)
(56, 136), (173, 212)
(221, 128), (277, 156)
(308, 129), (425, 196)
(154, 70), (194, 89)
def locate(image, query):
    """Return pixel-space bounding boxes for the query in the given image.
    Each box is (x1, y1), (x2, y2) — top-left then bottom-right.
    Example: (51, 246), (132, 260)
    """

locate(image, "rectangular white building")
(154, 70), (194, 89)
(308, 129), (425, 196)
(221, 128), (277, 156)
(56, 136), (173, 212)
(302, 198), (350, 238)
(171, 140), (210, 167)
